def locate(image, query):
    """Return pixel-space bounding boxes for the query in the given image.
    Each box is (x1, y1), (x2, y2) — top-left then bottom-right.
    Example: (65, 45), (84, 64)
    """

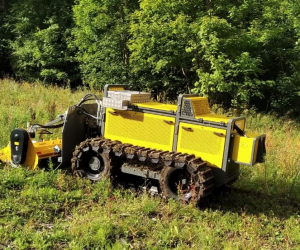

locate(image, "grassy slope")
(0, 79), (299, 249)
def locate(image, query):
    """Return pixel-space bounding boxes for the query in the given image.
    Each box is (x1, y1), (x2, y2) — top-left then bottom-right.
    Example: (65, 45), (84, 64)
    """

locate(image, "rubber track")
(71, 137), (214, 199)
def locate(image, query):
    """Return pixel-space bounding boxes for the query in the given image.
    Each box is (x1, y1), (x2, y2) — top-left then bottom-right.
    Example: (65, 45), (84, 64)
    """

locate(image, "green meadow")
(0, 79), (299, 249)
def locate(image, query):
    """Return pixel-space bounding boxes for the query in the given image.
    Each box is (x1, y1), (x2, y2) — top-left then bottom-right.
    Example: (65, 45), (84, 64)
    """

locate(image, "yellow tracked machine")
(0, 85), (266, 202)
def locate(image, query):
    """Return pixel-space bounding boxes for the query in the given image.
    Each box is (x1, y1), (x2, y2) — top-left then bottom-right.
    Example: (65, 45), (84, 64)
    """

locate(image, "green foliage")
(8, 0), (78, 84)
(72, 0), (139, 88)
(187, 0), (300, 111)
(1, 0), (300, 112)
(0, 164), (299, 249)
(129, 0), (200, 97)
(0, 1), (15, 76)
(0, 79), (89, 147)
(190, 16), (265, 106)
(128, 0), (300, 111)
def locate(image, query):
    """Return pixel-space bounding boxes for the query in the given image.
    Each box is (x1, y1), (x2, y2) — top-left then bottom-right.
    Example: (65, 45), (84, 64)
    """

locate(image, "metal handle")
(108, 111), (118, 115)
(163, 120), (174, 125)
(214, 132), (225, 137)
(182, 126), (193, 132)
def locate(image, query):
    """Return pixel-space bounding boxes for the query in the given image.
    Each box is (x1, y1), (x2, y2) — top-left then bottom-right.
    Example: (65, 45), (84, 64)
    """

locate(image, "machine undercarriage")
(71, 137), (214, 201)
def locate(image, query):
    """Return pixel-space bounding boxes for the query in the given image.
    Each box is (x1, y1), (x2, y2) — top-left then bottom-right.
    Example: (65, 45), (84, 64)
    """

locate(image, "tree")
(9, 0), (78, 84)
(1, 0), (300, 114)
(73, 0), (139, 88)
(189, 0), (300, 112)
(189, 12), (266, 109)
(129, 0), (300, 112)
(0, 0), (14, 76)
(129, 0), (204, 98)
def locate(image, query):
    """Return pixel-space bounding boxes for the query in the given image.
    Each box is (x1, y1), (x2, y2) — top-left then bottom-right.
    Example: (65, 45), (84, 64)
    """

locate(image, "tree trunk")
(120, 0), (130, 81)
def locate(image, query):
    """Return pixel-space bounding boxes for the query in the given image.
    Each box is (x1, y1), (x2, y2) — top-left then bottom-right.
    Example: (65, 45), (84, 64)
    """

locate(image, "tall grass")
(0, 78), (90, 146)
(0, 79), (300, 249)
(240, 114), (300, 199)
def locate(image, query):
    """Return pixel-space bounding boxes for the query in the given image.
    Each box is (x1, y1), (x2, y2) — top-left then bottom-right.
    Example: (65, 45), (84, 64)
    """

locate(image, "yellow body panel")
(0, 140), (40, 169)
(177, 122), (226, 168)
(0, 144), (11, 163)
(134, 102), (177, 112)
(104, 108), (175, 151)
(26, 138), (62, 169)
(231, 133), (260, 165)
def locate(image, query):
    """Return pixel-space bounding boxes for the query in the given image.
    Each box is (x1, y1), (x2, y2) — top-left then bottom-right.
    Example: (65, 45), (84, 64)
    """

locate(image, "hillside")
(0, 79), (299, 249)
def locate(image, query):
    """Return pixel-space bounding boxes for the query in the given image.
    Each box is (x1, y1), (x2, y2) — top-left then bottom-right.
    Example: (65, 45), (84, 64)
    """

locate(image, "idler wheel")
(159, 166), (198, 202)
(75, 149), (111, 181)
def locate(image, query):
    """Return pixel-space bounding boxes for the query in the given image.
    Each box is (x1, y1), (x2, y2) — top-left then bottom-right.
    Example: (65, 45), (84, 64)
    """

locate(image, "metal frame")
(101, 84), (129, 136)
(221, 117), (246, 172)
(256, 134), (266, 163)
(127, 105), (176, 116)
(103, 84), (128, 97)
(179, 117), (227, 128)
(180, 98), (194, 117)
(172, 94), (198, 152)
(121, 164), (161, 180)
(62, 104), (98, 166)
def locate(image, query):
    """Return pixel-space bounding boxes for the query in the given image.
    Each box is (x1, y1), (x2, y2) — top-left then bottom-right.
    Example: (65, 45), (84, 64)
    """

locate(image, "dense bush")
(73, 0), (139, 88)
(0, 1), (13, 75)
(8, 0), (78, 84)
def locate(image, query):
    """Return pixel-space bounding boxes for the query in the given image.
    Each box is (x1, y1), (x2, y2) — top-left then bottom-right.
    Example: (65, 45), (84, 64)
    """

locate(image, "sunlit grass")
(0, 78), (97, 146)
(239, 114), (300, 199)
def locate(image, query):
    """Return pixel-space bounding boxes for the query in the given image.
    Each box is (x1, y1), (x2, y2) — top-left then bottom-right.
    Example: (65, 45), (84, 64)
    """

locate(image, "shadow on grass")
(55, 167), (300, 220)
(198, 183), (300, 219)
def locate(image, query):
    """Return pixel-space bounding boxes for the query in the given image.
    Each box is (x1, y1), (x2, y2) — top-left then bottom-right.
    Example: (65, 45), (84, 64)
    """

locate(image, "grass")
(0, 78), (300, 249)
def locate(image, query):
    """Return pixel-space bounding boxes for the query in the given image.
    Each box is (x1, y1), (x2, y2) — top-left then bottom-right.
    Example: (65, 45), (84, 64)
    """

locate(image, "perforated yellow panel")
(107, 87), (125, 91)
(177, 122), (226, 168)
(104, 108), (175, 151)
(188, 97), (210, 115)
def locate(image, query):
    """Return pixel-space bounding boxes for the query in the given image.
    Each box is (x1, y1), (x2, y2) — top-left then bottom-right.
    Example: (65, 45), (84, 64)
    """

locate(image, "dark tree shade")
(0, 0), (14, 76)
(8, 0), (79, 84)
(73, 0), (139, 89)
